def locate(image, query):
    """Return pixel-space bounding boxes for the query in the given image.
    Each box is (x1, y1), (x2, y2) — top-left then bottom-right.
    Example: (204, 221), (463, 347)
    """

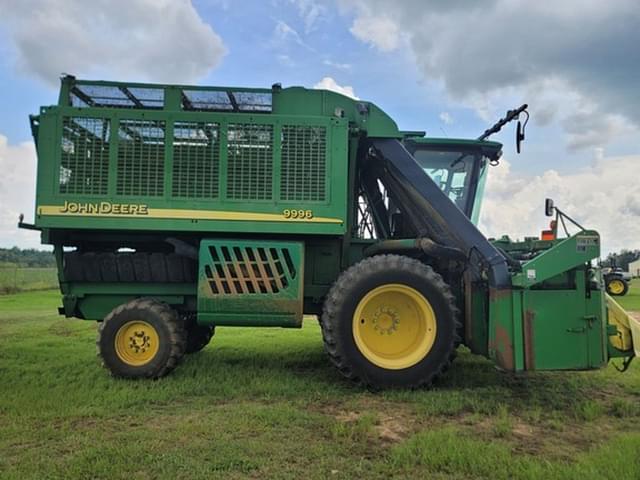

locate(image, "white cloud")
(349, 14), (402, 52)
(0, 0), (226, 86)
(340, 0), (640, 151)
(288, 0), (327, 33)
(313, 77), (359, 99)
(323, 59), (352, 70)
(479, 152), (640, 255)
(0, 135), (41, 249)
(274, 20), (311, 49)
(439, 112), (453, 125)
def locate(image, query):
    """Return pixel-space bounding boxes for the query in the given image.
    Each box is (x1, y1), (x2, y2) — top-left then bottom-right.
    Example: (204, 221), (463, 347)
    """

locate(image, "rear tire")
(184, 314), (215, 354)
(97, 298), (186, 378)
(606, 277), (629, 296)
(320, 255), (460, 389)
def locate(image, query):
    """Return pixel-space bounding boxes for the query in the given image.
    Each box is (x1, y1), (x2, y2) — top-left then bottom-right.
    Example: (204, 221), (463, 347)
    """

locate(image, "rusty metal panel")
(197, 239), (304, 327)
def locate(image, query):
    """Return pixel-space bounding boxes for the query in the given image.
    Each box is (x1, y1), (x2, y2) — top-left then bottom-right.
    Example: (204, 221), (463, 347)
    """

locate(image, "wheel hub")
(372, 306), (400, 335)
(609, 280), (624, 295)
(114, 320), (160, 366)
(129, 330), (151, 352)
(352, 284), (437, 370)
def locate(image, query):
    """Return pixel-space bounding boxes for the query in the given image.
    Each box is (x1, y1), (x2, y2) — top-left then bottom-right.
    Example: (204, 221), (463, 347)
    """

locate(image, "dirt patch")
(315, 396), (620, 454)
(334, 410), (360, 422)
(511, 421), (535, 439)
(332, 410), (412, 443)
(316, 397), (417, 444)
(375, 414), (410, 442)
(451, 410), (640, 461)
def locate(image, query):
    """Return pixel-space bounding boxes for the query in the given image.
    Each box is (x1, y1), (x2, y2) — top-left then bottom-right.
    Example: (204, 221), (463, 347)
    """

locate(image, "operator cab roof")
(403, 135), (503, 163)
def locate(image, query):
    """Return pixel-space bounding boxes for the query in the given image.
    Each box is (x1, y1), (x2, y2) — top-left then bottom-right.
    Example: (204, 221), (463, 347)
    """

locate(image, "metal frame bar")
(118, 86), (143, 108)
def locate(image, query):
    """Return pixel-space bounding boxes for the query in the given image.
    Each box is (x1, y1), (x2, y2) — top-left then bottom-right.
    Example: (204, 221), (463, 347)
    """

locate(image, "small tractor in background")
(21, 76), (639, 388)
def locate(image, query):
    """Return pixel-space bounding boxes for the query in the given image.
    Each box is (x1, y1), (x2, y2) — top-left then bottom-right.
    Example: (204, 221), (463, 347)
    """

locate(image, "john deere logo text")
(60, 201), (149, 215)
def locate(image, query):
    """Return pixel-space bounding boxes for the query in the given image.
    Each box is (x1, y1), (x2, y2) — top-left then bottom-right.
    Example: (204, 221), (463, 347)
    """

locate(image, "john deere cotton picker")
(20, 75), (640, 388)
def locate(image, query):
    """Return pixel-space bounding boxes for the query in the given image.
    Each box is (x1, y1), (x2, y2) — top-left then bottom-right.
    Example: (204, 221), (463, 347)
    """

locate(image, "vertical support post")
(342, 134), (360, 269)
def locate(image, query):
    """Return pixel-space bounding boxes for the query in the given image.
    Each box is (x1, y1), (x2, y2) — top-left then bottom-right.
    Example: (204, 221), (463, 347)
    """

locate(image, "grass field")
(1, 283), (639, 479)
(0, 267), (57, 294)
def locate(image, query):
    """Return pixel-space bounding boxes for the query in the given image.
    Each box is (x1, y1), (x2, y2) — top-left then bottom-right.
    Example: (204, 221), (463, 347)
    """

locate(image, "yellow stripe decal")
(37, 205), (343, 224)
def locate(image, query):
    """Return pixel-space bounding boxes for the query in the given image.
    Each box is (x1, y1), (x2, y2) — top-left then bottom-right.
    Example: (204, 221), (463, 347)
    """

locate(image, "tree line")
(0, 247), (55, 268)
(601, 249), (640, 271)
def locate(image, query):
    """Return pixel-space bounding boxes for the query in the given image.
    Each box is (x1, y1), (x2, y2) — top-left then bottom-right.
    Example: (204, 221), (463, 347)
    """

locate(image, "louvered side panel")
(203, 244), (297, 295)
(198, 239), (304, 327)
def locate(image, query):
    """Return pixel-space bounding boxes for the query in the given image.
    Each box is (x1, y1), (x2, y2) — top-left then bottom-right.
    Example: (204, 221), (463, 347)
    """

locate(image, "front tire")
(321, 255), (459, 389)
(97, 298), (186, 378)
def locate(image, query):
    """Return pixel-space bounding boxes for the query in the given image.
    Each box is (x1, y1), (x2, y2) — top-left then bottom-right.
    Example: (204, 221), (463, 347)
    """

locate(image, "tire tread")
(97, 297), (186, 379)
(320, 254), (461, 389)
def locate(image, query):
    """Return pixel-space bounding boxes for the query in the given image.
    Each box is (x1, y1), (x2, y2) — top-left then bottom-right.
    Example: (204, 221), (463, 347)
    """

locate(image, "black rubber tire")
(97, 298), (186, 378)
(133, 253), (152, 282)
(64, 252), (197, 283)
(184, 315), (215, 354)
(64, 251), (84, 281)
(149, 253), (169, 282)
(320, 254), (460, 389)
(99, 252), (118, 282)
(606, 277), (629, 296)
(116, 254), (135, 282)
(83, 253), (101, 282)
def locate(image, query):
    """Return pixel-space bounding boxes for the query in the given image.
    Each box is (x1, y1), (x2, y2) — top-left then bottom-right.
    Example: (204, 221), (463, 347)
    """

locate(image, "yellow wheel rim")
(609, 280), (625, 295)
(352, 284), (437, 370)
(114, 320), (160, 366)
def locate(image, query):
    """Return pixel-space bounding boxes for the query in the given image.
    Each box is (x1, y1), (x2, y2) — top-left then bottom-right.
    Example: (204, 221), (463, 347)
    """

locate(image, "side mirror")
(516, 120), (525, 154)
(545, 198), (555, 217)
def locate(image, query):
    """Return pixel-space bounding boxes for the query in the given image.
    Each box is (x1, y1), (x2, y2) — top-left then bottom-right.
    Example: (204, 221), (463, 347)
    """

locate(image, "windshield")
(412, 149), (477, 211)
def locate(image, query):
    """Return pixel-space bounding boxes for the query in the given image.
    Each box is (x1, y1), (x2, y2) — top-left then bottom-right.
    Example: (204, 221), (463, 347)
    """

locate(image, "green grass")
(0, 267), (57, 294)
(1, 290), (640, 479)
(618, 278), (640, 311)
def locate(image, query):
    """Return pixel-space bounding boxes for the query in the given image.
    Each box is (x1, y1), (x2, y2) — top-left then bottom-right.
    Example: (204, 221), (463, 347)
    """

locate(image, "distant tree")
(602, 249), (640, 271)
(0, 247), (55, 267)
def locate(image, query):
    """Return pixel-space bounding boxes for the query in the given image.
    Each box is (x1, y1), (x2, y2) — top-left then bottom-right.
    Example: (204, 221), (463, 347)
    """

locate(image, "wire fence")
(0, 267), (58, 294)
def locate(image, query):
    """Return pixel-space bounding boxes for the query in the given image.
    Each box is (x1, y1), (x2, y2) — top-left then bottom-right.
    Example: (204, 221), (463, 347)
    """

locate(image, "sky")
(0, 0), (639, 254)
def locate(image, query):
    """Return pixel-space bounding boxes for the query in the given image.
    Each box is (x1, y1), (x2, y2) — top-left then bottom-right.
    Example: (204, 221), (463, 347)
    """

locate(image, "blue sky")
(0, 0), (639, 253)
(0, 1), (483, 145)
